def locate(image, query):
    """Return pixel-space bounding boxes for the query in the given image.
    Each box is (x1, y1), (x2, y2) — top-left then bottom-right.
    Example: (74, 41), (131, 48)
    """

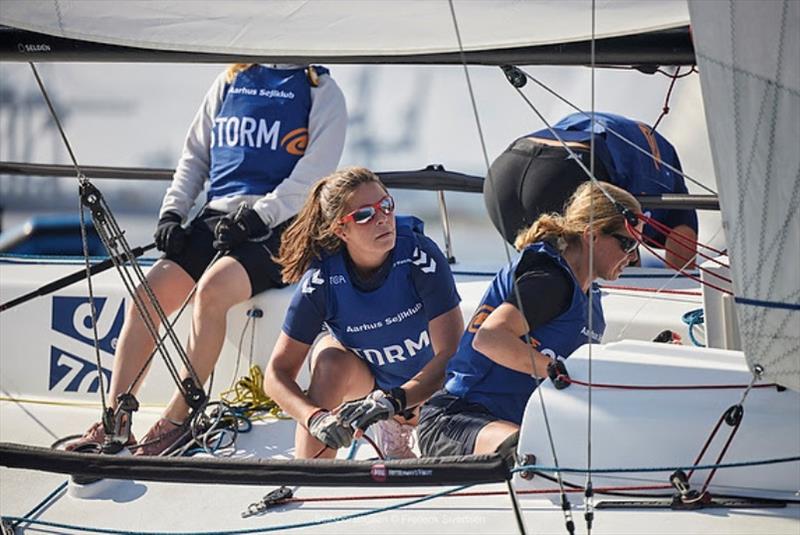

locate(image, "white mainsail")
(0, 0), (689, 56)
(689, 0), (800, 391)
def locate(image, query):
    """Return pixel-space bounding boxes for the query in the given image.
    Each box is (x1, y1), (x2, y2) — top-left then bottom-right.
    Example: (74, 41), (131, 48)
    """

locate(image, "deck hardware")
(241, 486), (293, 518)
(517, 453), (537, 480)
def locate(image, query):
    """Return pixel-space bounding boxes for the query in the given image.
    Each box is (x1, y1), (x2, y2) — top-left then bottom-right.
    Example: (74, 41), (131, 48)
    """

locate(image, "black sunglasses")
(610, 233), (639, 254)
(339, 195), (395, 225)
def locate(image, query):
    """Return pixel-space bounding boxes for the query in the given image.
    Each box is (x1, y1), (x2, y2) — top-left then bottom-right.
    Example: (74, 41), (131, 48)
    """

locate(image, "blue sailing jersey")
(444, 242), (605, 424)
(282, 217), (461, 390)
(531, 112), (697, 244)
(208, 65), (329, 201)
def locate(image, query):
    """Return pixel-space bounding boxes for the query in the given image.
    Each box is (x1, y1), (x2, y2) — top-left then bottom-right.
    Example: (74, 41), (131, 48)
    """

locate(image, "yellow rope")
(219, 365), (290, 420)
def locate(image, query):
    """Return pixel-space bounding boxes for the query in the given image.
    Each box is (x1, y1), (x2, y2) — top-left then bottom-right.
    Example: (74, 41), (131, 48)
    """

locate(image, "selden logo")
(49, 296), (124, 393)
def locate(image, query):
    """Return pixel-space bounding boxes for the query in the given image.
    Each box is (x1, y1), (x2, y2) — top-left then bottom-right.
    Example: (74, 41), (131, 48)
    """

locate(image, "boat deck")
(2, 400), (798, 535)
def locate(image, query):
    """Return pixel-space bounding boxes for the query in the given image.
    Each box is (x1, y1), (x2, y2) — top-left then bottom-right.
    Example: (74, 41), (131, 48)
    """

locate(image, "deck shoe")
(133, 417), (191, 456)
(64, 421), (137, 453)
(373, 418), (417, 459)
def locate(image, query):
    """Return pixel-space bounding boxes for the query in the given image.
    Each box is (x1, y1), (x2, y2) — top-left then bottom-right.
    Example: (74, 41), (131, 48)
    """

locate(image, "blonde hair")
(277, 167), (387, 283)
(514, 181), (641, 252)
(225, 64), (254, 83)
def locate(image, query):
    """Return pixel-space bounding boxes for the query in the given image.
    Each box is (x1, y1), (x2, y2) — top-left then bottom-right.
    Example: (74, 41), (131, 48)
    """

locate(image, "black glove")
(337, 388), (406, 431)
(307, 409), (354, 450)
(547, 359), (570, 390)
(153, 212), (187, 256)
(212, 207), (269, 251)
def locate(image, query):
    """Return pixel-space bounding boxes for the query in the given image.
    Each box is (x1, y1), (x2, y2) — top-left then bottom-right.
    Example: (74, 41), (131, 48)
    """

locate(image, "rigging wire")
(26, 62), (211, 448)
(585, 2), (596, 531)
(517, 67), (717, 196)
(445, 2), (541, 534)
(28, 62), (110, 415)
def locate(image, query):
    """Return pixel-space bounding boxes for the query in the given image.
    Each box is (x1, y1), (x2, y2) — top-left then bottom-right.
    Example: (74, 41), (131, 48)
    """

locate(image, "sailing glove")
(547, 359), (571, 390)
(338, 388), (406, 431)
(212, 207), (269, 251)
(153, 212), (187, 256)
(307, 409), (353, 450)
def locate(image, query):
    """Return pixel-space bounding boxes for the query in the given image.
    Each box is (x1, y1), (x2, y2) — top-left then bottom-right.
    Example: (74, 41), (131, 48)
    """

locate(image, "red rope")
(651, 67), (683, 132)
(625, 220), (734, 296)
(599, 284), (702, 297)
(638, 230), (730, 282)
(638, 213), (727, 260)
(282, 484), (674, 504)
(562, 376), (777, 391)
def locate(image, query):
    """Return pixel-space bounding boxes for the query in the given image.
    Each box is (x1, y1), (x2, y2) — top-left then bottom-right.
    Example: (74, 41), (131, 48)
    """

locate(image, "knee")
(309, 348), (365, 392)
(194, 278), (236, 314)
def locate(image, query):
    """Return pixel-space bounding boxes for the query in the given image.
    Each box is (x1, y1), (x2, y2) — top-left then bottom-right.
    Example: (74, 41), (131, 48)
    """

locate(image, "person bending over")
(484, 112), (696, 268)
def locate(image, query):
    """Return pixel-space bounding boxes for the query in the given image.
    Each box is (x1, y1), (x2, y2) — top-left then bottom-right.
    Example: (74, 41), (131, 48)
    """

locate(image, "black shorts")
(483, 138), (611, 244)
(164, 208), (290, 297)
(417, 390), (500, 457)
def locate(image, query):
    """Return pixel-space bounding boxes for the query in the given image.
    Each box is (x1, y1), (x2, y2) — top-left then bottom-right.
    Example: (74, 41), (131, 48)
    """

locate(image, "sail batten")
(690, 0), (800, 391)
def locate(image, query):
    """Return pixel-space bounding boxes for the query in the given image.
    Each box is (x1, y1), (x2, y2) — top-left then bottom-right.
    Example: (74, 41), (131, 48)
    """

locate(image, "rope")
(585, 4), (597, 532)
(28, 62), (111, 416)
(600, 284), (701, 297)
(681, 309), (706, 346)
(513, 455), (800, 475)
(0, 482), (474, 535)
(219, 365), (287, 421)
(650, 66), (684, 133)
(517, 67), (716, 196)
(558, 376), (778, 391)
(8, 480), (67, 529)
(625, 220), (734, 296)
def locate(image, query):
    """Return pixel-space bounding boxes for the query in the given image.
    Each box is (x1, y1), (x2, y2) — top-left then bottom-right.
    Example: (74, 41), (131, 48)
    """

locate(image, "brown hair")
(514, 181), (641, 252)
(225, 64), (254, 83)
(277, 167), (387, 283)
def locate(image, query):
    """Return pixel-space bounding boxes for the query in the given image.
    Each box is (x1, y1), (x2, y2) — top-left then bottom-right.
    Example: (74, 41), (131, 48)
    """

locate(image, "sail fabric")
(0, 1), (689, 57)
(689, 0), (800, 391)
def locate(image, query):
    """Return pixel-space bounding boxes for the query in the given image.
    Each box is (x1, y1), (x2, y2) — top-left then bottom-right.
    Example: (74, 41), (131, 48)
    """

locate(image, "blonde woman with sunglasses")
(265, 167), (464, 459)
(418, 181), (642, 457)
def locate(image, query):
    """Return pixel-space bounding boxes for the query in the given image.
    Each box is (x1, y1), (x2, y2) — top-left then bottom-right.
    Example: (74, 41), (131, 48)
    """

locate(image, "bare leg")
(295, 336), (374, 459)
(162, 256), (252, 421)
(107, 259), (195, 408)
(473, 420), (520, 455)
(665, 224), (697, 270)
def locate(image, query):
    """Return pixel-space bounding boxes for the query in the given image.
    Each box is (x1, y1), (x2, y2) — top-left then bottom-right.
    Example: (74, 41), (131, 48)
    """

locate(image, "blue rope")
(10, 480), (68, 527)
(1, 483), (474, 535)
(681, 308), (705, 346)
(346, 438), (360, 460)
(512, 454), (800, 475)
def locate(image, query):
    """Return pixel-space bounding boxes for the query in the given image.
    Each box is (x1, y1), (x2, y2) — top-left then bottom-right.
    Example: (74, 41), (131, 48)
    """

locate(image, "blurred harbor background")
(0, 62), (720, 265)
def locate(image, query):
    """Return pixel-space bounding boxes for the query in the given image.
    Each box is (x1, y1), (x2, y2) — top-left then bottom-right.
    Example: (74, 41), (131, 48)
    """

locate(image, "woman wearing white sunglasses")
(264, 167), (464, 459)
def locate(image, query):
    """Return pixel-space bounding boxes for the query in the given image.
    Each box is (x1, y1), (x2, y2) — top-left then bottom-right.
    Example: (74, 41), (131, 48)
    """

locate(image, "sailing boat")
(1, 1), (798, 534)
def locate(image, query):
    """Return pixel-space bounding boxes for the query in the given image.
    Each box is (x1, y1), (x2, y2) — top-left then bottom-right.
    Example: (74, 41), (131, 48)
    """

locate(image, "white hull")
(0, 255), (703, 404)
(2, 255), (797, 534)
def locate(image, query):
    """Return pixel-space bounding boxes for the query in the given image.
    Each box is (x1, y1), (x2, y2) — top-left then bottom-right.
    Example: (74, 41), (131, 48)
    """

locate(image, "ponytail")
(225, 63), (254, 83)
(514, 181), (641, 252)
(277, 181), (338, 283)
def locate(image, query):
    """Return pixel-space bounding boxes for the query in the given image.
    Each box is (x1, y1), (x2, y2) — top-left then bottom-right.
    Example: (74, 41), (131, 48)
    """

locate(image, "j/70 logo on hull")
(49, 296), (124, 393)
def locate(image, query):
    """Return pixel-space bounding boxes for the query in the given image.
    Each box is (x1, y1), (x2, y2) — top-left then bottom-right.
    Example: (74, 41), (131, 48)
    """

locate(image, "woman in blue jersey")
(483, 112), (697, 268)
(264, 167), (463, 459)
(418, 181), (641, 456)
(66, 63), (347, 455)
